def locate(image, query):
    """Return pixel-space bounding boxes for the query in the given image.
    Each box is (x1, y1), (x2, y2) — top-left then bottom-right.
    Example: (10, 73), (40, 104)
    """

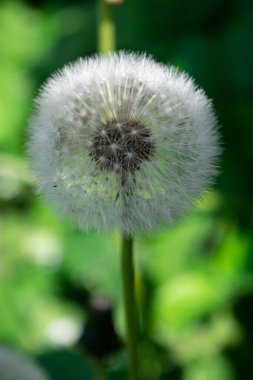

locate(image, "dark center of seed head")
(89, 120), (155, 173)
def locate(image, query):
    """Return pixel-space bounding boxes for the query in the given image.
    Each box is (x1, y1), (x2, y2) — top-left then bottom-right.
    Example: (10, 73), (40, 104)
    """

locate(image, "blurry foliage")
(0, 0), (253, 379)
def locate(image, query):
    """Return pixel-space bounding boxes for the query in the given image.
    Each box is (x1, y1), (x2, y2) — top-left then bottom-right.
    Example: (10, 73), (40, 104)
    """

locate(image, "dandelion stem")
(97, 2), (139, 378)
(121, 236), (139, 380)
(97, 0), (116, 53)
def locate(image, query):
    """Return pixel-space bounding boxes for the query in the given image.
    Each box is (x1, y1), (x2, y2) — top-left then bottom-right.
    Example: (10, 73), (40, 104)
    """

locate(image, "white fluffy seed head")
(28, 51), (220, 236)
(0, 346), (50, 380)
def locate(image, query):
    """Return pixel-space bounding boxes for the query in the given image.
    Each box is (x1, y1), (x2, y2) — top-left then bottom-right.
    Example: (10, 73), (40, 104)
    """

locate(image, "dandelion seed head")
(28, 51), (220, 236)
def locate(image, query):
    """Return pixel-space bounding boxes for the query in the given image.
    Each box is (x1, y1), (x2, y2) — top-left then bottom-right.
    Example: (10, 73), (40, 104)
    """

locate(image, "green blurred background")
(0, 0), (253, 379)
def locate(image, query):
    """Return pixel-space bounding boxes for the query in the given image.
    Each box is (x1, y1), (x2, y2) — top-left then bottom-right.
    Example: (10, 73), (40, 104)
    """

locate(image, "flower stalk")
(97, 0), (116, 53)
(121, 236), (139, 380)
(97, 2), (139, 379)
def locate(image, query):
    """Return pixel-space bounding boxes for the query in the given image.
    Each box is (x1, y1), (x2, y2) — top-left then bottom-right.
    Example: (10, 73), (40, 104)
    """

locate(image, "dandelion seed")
(28, 52), (220, 236)
(0, 346), (50, 380)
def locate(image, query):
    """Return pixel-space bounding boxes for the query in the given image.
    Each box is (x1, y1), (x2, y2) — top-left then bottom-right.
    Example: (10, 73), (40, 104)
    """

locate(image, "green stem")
(97, 0), (116, 53)
(121, 236), (139, 380)
(97, 2), (139, 378)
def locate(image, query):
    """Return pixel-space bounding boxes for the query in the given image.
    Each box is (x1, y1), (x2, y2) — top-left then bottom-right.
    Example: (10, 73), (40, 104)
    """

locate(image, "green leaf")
(37, 350), (95, 380)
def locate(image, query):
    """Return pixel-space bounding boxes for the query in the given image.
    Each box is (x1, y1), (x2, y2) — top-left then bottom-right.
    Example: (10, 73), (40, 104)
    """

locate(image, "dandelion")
(0, 346), (49, 380)
(28, 51), (220, 379)
(28, 52), (220, 236)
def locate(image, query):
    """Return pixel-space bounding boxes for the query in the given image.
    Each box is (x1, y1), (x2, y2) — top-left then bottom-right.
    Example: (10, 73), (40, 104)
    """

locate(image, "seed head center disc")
(89, 120), (155, 173)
